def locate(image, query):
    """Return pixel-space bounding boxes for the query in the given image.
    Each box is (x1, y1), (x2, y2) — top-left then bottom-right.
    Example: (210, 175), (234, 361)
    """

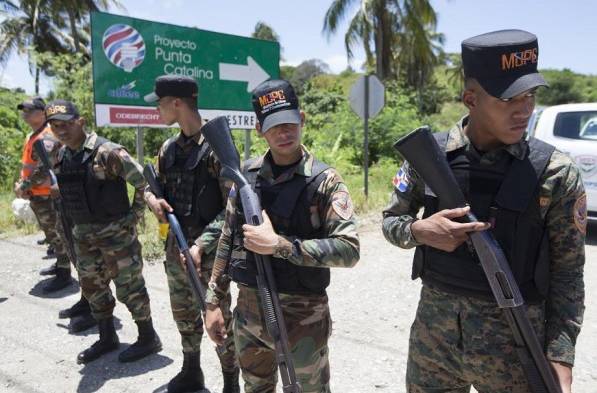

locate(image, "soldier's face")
(260, 112), (305, 158)
(21, 109), (45, 128)
(157, 96), (177, 125)
(49, 118), (85, 147)
(464, 81), (536, 148)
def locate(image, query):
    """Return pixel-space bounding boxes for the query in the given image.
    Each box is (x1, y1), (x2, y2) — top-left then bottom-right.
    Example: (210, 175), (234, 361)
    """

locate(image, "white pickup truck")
(528, 103), (597, 222)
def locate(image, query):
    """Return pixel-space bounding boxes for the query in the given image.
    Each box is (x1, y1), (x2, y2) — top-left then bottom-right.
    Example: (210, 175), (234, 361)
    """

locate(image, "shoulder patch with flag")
(393, 163), (411, 193)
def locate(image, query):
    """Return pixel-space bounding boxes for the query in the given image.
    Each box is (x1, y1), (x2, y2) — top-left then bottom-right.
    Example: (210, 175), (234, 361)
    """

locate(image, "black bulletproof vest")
(413, 132), (555, 302)
(56, 137), (130, 225)
(229, 159), (331, 295)
(161, 138), (222, 234)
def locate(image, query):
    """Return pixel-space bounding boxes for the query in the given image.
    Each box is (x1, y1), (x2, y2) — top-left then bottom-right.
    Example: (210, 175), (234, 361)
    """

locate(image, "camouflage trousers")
(164, 233), (237, 372)
(73, 216), (151, 321)
(406, 284), (546, 393)
(234, 286), (332, 393)
(29, 196), (69, 269)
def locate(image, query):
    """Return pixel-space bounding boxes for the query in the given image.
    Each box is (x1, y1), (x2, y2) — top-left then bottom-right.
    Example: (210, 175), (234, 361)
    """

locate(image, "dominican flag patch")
(392, 164), (410, 193)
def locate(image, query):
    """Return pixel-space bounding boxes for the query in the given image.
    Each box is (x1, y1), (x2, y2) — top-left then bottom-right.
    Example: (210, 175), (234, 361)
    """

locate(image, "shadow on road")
(151, 383), (211, 393)
(77, 353), (173, 393)
(55, 316), (124, 336)
(28, 277), (80, 298)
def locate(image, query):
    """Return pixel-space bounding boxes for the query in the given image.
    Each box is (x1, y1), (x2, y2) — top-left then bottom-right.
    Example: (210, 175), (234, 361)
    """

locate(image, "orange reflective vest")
(20, 126), (54, 196)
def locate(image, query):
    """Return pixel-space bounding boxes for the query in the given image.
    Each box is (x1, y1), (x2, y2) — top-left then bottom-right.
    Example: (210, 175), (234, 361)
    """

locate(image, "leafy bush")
(0, 87), (28, 191)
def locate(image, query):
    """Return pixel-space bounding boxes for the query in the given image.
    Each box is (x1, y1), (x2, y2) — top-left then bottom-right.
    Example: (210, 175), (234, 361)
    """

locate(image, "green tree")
(396, 0), (444, 103)
(53, 0), (122, 54)
(0, 86), (27, 188)
(0, 0), (73, 93)
(322, 0), (441, 84)
(288, 59), (330, 95)
(536, 69), (583, 105)
(251, 21), (283, 60)
(251, 21), (280, 42)
(280, 64), (296, 81)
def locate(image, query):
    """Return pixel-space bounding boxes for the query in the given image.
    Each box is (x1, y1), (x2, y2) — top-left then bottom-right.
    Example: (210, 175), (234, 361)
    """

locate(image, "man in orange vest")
(15, 97), (73, 293)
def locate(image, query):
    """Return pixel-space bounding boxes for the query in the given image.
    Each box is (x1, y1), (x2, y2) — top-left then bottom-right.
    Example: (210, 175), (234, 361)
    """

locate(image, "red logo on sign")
(109, 107), (162, 124)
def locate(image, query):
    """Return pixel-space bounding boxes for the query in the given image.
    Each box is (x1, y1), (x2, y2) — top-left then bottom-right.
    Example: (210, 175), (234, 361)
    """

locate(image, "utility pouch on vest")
(162, 139), (221, 232)
(416, 132), (555, 301)
(57, 137), (130, 225)
(230, 159), (332, 295)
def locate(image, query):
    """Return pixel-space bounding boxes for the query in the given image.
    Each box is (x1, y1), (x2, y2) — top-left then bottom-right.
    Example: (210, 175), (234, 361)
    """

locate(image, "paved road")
(1, 220), (595, 392)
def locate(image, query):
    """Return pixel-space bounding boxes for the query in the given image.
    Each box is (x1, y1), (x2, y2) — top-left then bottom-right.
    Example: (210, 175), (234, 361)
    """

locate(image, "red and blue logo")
(102, 24), (145, 73)
(393, 164), (410, 193)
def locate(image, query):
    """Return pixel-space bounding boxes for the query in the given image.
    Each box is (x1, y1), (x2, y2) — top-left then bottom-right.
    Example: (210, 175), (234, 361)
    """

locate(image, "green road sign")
(91, 11), (279, 128)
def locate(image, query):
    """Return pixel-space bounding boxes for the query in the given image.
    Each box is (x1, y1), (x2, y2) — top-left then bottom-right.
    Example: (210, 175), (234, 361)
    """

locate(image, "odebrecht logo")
(103, 24), (145, 72)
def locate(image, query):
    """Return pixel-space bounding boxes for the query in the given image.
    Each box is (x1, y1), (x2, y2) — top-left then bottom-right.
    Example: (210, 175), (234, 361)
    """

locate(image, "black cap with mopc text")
(45, 99), (80, 121)
(251, 79), (300, 133)
(17, 96), (46, 111)
(462, 29), (548, 99)
(144, 74), (198, 103)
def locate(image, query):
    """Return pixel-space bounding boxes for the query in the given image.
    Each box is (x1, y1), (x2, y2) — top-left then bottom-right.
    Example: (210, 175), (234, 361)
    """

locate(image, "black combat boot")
(42, 266), (72, 293)
(118, 318), (162, 362)
(70, 312), (97, 333)
(222, 368), (240, 393)
(59, 296), (91, 318)
(77, 317), (119, 364)
(167, 351), (205, 393)
(39, 262), (57, 276)
(42, 245), (56, 259)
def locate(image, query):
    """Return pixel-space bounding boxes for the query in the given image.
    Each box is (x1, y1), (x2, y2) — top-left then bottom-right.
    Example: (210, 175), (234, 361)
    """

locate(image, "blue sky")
(1, 0), (595, 94)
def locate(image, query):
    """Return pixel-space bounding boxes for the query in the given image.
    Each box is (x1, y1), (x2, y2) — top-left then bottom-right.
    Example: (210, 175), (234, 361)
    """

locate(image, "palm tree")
(252, 21), (280, 42)
(251, 21), (283, 60)
(0, 0), (72, 93)
(53, 0), (123, 54)
(323, 0), (396, 79)
(396, 0), (444, 96)
(322, 0), (442, 83)
(445, 52), (464, 95)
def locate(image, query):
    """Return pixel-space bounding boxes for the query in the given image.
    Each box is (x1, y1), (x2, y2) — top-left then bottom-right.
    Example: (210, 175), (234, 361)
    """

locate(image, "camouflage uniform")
(146, 132), (237, 371)
(55, 133), (152, 322)
(207, 147), (360, 393)
(382, 117), (586, 392)
(19, 127), (70, 269)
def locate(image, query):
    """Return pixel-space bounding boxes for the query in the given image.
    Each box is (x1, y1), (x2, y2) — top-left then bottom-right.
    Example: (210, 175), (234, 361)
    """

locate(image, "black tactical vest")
(56, 137), (130, 225)
(413, 132), (555, 303)
(161, 138), (222, 234)
(228, 158), (331, 295)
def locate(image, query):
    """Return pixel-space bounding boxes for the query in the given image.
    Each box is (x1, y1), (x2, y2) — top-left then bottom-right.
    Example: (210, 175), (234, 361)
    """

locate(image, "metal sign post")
(349, 74), (385, 199)
(244, 129), (252, 161)
(136, 125), (144, 164)
(364, 75), (370, 197)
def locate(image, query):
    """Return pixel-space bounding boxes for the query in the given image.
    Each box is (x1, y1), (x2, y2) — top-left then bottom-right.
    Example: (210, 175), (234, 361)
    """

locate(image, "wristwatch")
(205, 282), (220, 306)
(273, 236), (301, 259)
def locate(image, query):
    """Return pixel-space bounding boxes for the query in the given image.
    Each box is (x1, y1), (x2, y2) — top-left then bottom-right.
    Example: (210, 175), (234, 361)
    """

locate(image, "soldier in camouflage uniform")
(144, 75), (239, 393)
(382, 30), (585, 393)
(205, 79), (360, 393)
(14, 96), (73, 292)
(46, 100), (162, 365)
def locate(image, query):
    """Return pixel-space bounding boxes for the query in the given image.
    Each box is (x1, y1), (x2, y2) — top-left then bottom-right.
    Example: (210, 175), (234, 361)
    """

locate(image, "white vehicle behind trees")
(528, 103), (597, 222)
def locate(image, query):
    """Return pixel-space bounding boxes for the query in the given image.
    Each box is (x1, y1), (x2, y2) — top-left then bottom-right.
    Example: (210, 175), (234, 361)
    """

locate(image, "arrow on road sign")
(219, 56), (270, 92)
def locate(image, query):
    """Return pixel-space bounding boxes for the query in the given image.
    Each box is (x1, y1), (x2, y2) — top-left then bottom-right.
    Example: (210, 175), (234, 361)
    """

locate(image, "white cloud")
(143, 0), (183, 9)
(0, 71), (15, 88)
(281, 54), (366, 75)
(0, 55), (53, 95)
(280, 58), (301, 67)
(324, 54), (368, 74)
